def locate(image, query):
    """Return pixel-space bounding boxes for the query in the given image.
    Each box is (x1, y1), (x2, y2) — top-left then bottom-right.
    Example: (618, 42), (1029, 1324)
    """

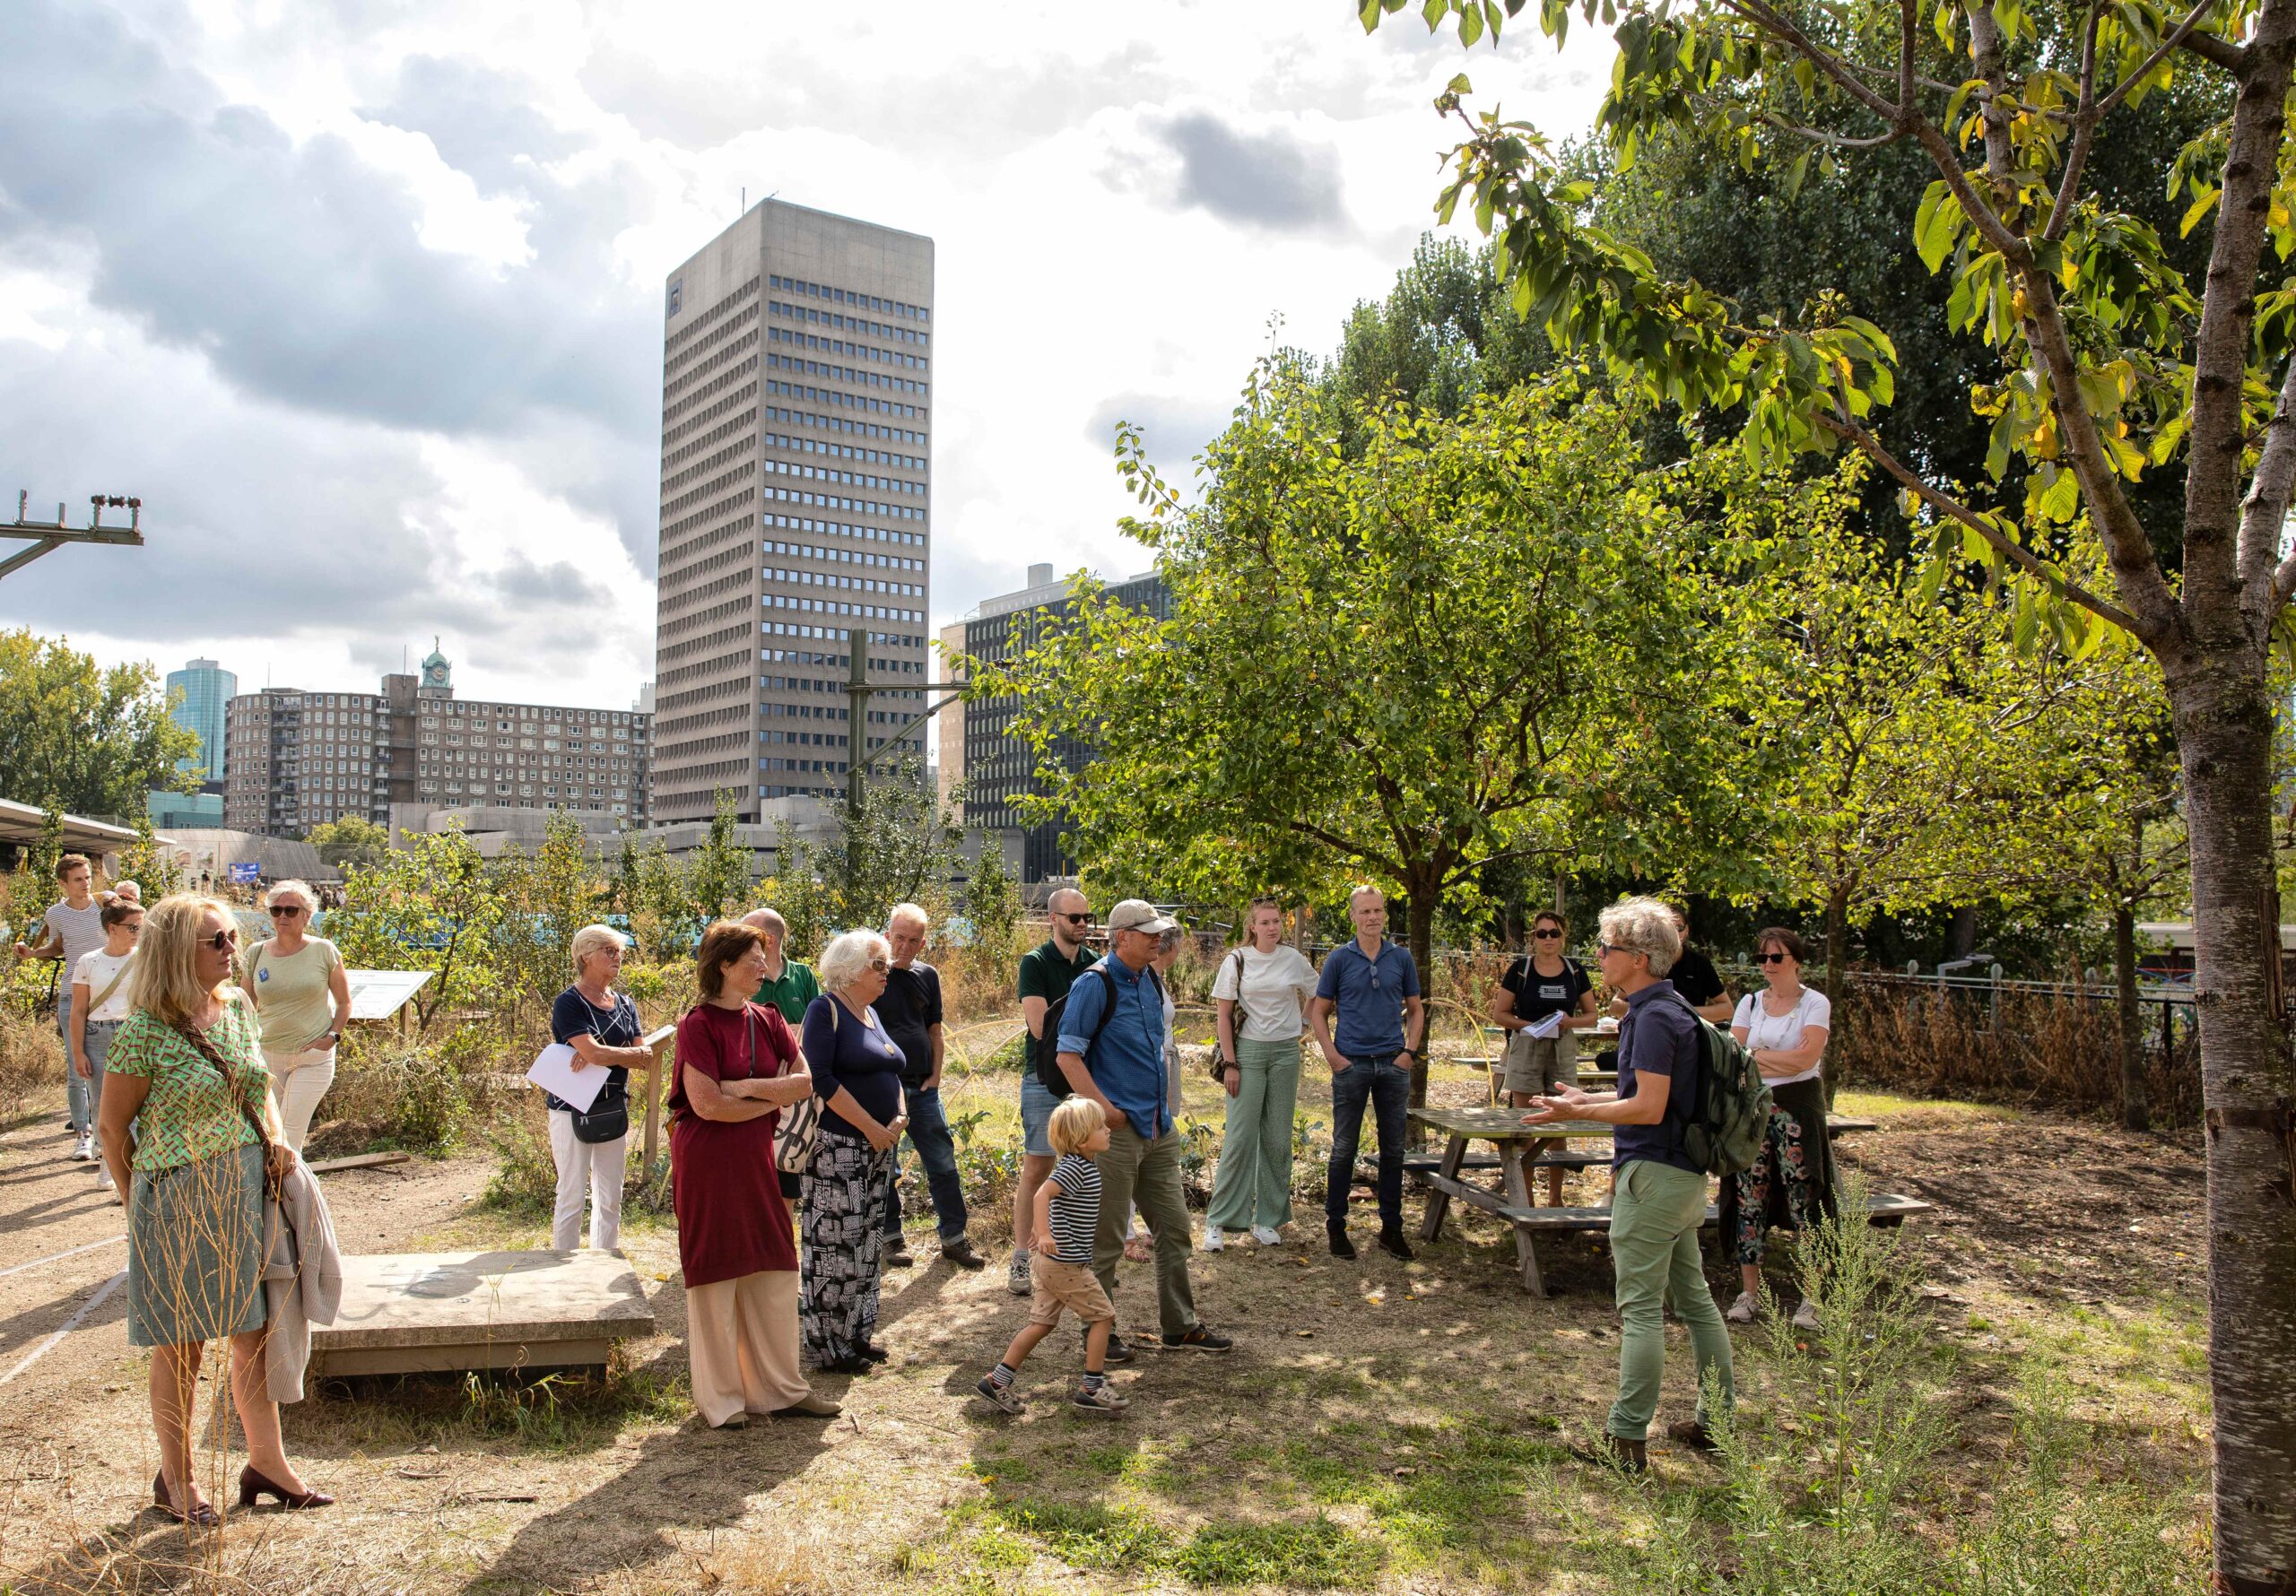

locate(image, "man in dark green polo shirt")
(742, 906), (821, 1023)
(1009, 887), (1096, 1297)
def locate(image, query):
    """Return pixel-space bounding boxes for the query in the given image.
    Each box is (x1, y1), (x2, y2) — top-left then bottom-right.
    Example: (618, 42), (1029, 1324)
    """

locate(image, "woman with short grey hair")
(544, 924), (655, 1252)
(799, 929), (910, 1372)
(242, 879), (351, 1153)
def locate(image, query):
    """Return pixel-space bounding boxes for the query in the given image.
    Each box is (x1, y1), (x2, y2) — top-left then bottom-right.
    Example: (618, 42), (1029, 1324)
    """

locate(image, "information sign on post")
(227, 862), (260, 885)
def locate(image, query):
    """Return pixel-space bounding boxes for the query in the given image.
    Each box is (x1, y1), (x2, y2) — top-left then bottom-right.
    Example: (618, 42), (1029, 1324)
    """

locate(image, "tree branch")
(2245, 358), (2296, 607)
(1813, 407), (2151, 637)
(1755, 109), (1907, 149)
(2045, 0), (2106, 242)
(2097, 0), (2230, 115)
(1899, 0), (1918, 114)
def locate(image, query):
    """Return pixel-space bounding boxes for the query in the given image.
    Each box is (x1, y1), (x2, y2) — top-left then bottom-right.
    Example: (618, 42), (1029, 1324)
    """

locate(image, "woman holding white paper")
(545, 925), (654, 1252)
(1489, 910), (1600, 1202)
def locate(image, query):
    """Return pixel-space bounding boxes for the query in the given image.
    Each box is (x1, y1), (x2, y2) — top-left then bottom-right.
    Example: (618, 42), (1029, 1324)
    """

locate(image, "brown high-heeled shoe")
(152, 1469), (220, 1527)
(237, 1464), (335, 1511)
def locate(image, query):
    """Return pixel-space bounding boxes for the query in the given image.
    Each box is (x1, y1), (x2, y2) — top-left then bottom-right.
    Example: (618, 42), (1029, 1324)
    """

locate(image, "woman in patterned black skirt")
(798, 929), (909, 1374)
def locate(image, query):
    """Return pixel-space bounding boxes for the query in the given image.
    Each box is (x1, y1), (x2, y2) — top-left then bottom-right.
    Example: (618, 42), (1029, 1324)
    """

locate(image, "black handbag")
(570, 1076), (629, 1144)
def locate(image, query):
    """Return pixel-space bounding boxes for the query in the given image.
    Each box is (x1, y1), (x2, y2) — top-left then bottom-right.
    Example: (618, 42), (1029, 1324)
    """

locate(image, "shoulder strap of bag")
(86, 954), (134, 1015)
(170, 1004), (281, 1191)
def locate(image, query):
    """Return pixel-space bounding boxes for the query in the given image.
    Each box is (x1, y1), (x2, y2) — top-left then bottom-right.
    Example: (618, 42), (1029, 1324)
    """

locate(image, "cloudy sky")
(0, 0), (1607, 715)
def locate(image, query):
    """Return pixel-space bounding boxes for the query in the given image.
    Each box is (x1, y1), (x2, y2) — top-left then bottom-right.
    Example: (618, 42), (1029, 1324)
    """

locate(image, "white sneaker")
(1791, 1299), (1822, 1331)
(1250, 1227), (1282, 1247)
(1203, 1226), (1226, 1252)
(1725, 1291), (1758, 1324)
(97, 1168), (115, 1193)
(71, 1134), (93, 1162)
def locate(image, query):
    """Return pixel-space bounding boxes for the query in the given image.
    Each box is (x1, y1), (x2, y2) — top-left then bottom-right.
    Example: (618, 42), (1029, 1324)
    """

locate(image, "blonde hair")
(127, 893), (243, 1031)
(265, 879), (317, 912)
(1597, 896), (1681, 977)
(570, 923), (627, 976)
(1048, 1096), (1107, 1156)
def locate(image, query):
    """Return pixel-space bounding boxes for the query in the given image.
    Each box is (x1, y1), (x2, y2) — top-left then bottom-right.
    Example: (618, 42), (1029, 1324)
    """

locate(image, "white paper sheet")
(526, 1043), (609, 1113)
(1526, 1011), (1562, 1041)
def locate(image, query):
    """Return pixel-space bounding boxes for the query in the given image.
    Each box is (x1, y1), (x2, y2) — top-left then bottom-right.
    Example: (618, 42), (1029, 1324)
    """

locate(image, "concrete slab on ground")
(310, 1248), (655, 1377)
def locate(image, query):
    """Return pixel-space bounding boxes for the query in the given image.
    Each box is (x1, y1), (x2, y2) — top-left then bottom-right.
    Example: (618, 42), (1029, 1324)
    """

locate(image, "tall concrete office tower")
(653, 199), (934, 826)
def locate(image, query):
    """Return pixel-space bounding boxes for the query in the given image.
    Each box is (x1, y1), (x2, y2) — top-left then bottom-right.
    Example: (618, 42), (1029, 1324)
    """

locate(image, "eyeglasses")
(1532, 929), (1563, 941)
(868, 958), (891, 973)
(1754, 951), (1791, 965)
(206, 928), (240, 951)
(268, 906), (307, 918)
(1597, 942), (1636, 958)
(121, 921), (144, 933)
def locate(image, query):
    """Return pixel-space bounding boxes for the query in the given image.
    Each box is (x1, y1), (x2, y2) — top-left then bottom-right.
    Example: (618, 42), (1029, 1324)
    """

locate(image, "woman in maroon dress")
(672, 921), (842, 1428)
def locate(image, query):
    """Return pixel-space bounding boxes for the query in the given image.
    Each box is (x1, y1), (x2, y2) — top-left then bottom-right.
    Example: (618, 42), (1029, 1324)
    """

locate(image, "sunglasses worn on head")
(1755, 951), (1792, 964)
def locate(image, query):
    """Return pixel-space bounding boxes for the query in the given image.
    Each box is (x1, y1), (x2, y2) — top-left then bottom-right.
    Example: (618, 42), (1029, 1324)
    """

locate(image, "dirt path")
(0, 1085), (2213, 1595)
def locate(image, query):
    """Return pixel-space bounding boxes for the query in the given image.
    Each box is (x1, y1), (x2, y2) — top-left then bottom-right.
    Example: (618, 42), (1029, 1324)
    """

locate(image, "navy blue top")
(1314, 938), (1421, 1057)
(801, 993), (907, 1135)
(547, 986), (641, 1114)
(1055, 955), (1170, 1141)
(1613, 979), (1702, 1175)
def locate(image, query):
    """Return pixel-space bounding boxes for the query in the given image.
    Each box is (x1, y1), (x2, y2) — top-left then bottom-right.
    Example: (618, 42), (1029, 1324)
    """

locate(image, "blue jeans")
(1325, 1053), (1410, 1231)
(60, 993), (94, 1136)
(883, 1086), (968, 1244)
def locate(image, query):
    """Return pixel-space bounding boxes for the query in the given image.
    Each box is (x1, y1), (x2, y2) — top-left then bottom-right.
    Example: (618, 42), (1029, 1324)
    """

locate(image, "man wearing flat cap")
(1055, 899), (1233, 1357)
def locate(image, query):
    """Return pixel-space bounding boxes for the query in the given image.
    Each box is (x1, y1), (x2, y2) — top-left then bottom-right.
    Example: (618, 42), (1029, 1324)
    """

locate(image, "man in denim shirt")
(1309, 886), (1425, 1261)
(1057, 899), (1233, 1358)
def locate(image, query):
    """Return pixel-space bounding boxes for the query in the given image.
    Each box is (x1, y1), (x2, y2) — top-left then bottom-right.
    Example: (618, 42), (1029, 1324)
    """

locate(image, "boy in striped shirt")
(976, 1097), (1128, 1417)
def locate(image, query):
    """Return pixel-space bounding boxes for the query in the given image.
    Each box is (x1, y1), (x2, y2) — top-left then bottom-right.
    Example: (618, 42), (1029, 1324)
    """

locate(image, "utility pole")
(2, 491), (144, 581)
(839, 627), (974, 902)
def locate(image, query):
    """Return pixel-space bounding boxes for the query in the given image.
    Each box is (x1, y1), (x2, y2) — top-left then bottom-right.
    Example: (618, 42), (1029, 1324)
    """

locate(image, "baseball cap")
(1105, 899), (1179, 936)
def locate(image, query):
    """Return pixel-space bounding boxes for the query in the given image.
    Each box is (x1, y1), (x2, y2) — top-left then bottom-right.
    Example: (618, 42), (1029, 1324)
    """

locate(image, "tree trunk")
(1823, 885), (1851, 1103)
(2167, 651), (2296, 1596)
(2114, 902), (2148, 1133)
(1405, 887), (1436, 1123)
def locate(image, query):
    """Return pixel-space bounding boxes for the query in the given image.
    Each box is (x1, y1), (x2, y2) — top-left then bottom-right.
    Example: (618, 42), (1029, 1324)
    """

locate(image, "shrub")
(0, 1004), (63, 1124)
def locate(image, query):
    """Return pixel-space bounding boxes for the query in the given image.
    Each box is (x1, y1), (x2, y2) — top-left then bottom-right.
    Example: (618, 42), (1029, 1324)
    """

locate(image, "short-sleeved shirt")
(1314, 939), (1421, 1058)
(1055, 956), (1170, 1141)
(45, 901), (107, 972)
(72, 949), (137, 1023)
(1670, 948), (1726, 1009)
(752, 958), (821, 1026)
(1210, 944), (1318, 1044)
(546, 985), (642, 1114)
(802, 994), (906, 1133)
(1613, 979), (1702, 1175)
(1018, 937), (1096, 1074)
(876, 960), (944, 1088)
(1501, 955), (1592, 1026)
(1732, 986), (1831, 1087)
(1045, 1152), (1103, 1265)
(102, 1000), (267, 1173)
(244, 937), (344, 1054)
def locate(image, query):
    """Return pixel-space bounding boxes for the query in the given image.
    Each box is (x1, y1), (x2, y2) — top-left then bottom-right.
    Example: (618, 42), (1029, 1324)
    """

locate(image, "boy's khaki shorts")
(1029, 1255), (1116, 1328)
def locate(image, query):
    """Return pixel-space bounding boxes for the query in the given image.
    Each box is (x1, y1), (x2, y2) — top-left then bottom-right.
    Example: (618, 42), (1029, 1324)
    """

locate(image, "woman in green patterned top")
(97, 894), (334, 1524)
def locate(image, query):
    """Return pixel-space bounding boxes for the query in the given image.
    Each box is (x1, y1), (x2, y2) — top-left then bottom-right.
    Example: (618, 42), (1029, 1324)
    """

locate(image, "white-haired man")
(875, 903), (981, 1269)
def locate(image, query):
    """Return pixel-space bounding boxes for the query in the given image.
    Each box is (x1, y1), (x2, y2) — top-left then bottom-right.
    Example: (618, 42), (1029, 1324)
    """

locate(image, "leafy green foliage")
(326, 822), (504, 1028)
(309, 816), (391, 872)
(0, 629), (202, 818)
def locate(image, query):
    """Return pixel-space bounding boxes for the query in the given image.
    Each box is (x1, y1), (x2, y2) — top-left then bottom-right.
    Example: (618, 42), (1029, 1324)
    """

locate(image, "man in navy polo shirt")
(1308, 885), (1425, 1261)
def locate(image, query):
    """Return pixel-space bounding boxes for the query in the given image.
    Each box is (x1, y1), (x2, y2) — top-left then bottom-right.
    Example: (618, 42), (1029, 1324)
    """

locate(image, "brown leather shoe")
(1665, 1418), (1721, 1452)
(771, 1391), (842, 1418)
(1592, 1434), (1648, 1474)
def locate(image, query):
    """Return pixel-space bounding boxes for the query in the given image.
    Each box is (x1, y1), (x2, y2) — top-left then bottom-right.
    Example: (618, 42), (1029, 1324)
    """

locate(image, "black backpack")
(1034, 964), (1162, 1098)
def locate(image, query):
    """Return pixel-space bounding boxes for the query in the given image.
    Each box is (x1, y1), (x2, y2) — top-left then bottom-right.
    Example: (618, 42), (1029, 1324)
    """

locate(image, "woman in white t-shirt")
(1722, 926), (1837, 1329)
(1204, 899), (1319, 1250)
(69, 898), (144, 1190)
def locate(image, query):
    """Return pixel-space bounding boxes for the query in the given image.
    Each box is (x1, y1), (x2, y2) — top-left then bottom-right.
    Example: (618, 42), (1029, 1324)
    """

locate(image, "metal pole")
(844, 629), (869, 813)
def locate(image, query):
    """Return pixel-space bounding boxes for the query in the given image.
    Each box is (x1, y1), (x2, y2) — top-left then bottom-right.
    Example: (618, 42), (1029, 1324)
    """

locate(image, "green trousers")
(1205, 1037), (1300, 1231)
(1607, 1158), (1735, 1441)
(1091, 1119), (1199, 1340)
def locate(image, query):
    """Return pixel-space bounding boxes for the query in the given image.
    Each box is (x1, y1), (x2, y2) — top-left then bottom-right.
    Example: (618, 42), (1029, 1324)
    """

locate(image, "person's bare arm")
(1523, 1070), (1670, 1127)
(1402, 994), (1426, 1054)
(1751, 1025), (1828, 1079)
(1022, 994), (1049, 1039)
(1308, 996), (1344, 1071)
(1695, 988), (1735, 1025)
(924, 1021), (945, 1091)
(1031, 1175), (1061, 1258)
(1561, 989), (1603, 1031)
(683, 1063), (777, 1123)
(1489, 982), (1524, 1031)
(69, 976), (93, 1077)
(825, 1087), (903, 1150)
(325, 958), (352, 1042)
(568, 1032), (655, 1071)
(1056, 1050), (1119, 1125)
(97, 1071), (148, 1201)
(14, 925), (61, 961)
(1214, 999), (1241, 1097)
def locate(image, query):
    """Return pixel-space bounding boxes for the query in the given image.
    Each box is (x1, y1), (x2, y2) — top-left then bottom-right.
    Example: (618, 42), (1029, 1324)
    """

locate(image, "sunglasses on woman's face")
(1755, 951), (1791, 964)
(206, 928), (240, 951)
(268, 905), (306, 918)
(1533, 929), (1563, 940)
(868, 958), (890, 973)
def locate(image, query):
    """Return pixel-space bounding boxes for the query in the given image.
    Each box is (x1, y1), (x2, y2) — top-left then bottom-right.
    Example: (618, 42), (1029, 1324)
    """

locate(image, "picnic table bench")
(1408, 1105), (1913, 1296)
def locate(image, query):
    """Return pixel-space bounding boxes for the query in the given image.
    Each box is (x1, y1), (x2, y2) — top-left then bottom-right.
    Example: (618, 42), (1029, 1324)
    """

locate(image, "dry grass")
(0, 1005), (65, 1127)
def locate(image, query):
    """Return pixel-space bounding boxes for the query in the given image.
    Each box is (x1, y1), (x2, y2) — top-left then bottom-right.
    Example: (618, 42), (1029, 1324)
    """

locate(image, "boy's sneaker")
(1160, 1324), (1233, 1353)
(1071, 1383), (1129, 1418)
(1250, 1227), (1282, 1247)
(1203, 1225), (1226, 1252)
(1007, 1251), (1031, 1297)
(975, 1376), (1025, 1416)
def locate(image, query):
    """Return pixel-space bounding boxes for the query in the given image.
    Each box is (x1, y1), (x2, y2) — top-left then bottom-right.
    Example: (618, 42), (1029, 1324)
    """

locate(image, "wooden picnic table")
(1408, 1104), (1909, 1297)
(1411, 1105), (1613, 1296)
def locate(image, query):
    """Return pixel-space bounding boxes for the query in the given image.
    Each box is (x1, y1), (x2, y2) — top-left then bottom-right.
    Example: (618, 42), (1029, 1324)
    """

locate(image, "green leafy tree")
(490, 812), (604, 1027)
(964, 832), (1023, 961)
(1361, 0), (2296, 1574)
(819, 758), (966, 934)
(685, 791), (754, 935)
(986, 371), (1743, 1109)
(764, 818), (831, 962)
(118, 813), (187, 900)
(0, 631), (201, 818)
(309, 816), (391, 873)
(326, 823), (502, 1029)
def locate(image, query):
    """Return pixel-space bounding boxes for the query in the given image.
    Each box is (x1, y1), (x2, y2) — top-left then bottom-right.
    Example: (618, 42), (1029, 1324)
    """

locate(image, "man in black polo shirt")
(876, 903), (981, 1270)
(1011, 888), (1096, 1297)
